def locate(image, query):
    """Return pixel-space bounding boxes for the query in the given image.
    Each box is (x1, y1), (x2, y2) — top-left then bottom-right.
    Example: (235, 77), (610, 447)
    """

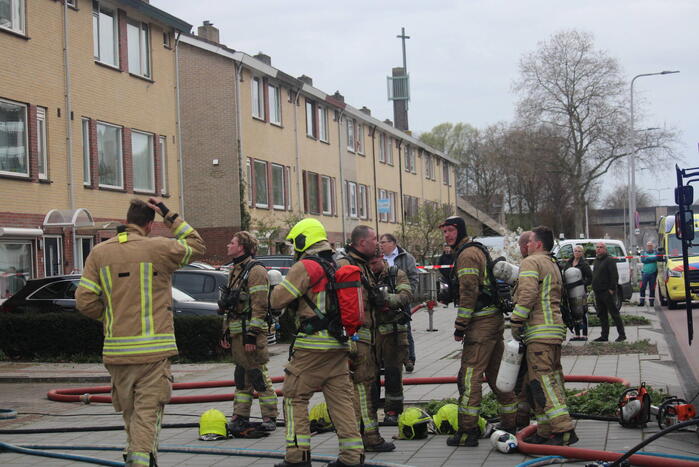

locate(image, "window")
(0, 98), (28, 176)
(378, 134), (385, 163)
(385, 135), (393, 165)
(254, 159), (268, 208)
(358, 184), (369, 219)
(306, 171), (320, 214)
(66, 0), (77, 7)
(127, 20), (150, 78)
(268, 84), (281, 125)
(159, 136), (168, 195)
(0, 0), (24, 34)
(271, 163), (285, 209)
(305, 100), (316, 137)
(82, 118), (90, 185)
(403, 195), (419, 223)
(162, 31), (171, 48)
(37, 107), (47, 180)
(251, 77), (264, 119)
(246, 159), (252, 206)
(318, 106), (328, 142)
(30, 280), (77, 300)
(425, 153), (434, 180)
(321, 175), (332, 215)
(132, 130), (154, 192)
(347, 181), (357, 218)
(96, 122), (123, 188)
(356, 123), (365, 155)
(404, 145), (416, 173)
(443, 161), (451, 186)
(346, 118), (355, 152)
(92, 1), (118, 67)
(388, 191), (397, 222)
(0, 240), (32, 299)
(44, 236), (63, 276)
(75, 237), (93, 272)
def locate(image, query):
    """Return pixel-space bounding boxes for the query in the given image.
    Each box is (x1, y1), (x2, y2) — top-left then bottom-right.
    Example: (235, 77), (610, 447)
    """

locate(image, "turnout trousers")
(375, 330), (408, 414)
(106, 358), (172, 466)
(457, 317), (517, 431)
(282, 348), (363, 465)
(525, 342), (574, 436)
(351, 340), (387, 447)
(231, 333), (278, 418)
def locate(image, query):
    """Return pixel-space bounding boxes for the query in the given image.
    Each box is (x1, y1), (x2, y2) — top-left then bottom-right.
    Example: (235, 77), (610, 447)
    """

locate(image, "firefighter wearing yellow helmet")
(270, 218), (363, 467)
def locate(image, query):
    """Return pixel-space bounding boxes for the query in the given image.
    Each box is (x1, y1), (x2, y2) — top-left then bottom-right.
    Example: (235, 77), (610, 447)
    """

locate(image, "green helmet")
(433, 403), (458, 434)
(398, 407), (432, 440)
(287, 218), (327, 253)
(199, 409), (228, 441)
(309, 402), (334, 433)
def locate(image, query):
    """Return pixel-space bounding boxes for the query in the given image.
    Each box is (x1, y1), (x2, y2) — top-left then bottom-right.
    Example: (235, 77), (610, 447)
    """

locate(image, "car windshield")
(667, 236), (699, 258)
(172, 286), (195, 302)
(557, 242), (625, 261)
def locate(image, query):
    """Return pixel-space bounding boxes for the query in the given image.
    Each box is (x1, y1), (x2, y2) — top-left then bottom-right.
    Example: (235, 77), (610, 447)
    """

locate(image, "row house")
(178, 23), (457, 261)
(0, 0), (190, 293)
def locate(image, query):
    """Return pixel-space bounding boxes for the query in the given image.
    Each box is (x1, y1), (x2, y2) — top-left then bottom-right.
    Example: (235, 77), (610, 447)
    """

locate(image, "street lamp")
(628, 70), (679, 252)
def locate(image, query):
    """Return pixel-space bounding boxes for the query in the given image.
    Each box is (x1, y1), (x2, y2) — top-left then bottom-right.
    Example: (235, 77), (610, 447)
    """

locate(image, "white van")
(552, 238), (633, 310)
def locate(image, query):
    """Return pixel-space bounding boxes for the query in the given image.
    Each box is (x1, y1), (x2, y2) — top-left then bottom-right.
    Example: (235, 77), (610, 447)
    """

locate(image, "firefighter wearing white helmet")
(439, 216), (517, 447)
(510, 226), (578, 446)
(270, 218), (363, 467)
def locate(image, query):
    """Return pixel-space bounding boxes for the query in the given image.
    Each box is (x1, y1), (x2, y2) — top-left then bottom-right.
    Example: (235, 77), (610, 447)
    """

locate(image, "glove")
(510, 321), (524, 342)
(156, 201), (170, 217)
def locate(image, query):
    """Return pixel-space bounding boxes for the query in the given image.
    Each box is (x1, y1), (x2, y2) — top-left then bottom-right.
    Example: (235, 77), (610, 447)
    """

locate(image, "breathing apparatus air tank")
(496, 339), (524, 393)
(493, 260), (519, 286)
(563, 267), (586, 321)
(267, 269), (283, 287)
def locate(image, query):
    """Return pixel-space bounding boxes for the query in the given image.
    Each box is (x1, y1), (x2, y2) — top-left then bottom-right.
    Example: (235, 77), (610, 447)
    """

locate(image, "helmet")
(287, 218), (327, 253)
(398, 407), (432, 439)
(199, 409), (228, 441)
(433, 403), (458, 434)
(309, 402), (333, 433)
(439, 216), (467, 245)
(490, 429), (518, 453)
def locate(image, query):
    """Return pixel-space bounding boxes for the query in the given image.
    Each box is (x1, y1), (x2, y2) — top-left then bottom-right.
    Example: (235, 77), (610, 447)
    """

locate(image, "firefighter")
(270, 218), (363, 467)
(439, 216), (517, 447)
(514, 231), (533, 430)
(510, 226), (578, 446)
(76, 198), (205, 467)
(368, 253), (413, 425)
(221, 231), (277, 433)
(337, 225), (395, 452)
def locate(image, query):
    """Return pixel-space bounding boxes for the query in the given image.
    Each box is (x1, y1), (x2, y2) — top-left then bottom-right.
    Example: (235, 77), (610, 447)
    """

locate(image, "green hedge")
(0, 313), (224, 362)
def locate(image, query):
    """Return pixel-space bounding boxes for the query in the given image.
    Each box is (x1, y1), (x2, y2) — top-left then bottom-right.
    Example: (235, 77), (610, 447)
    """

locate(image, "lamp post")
(628, 70), (679, 252)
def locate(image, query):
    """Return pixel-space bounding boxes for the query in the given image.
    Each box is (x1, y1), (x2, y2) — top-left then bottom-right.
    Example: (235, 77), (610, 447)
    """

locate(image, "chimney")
(197, 21), (219, 43)
(254, 52), (271, 66)
(332, 91), (344, 103)
(384, 119), (393, 127)
(359, 106), (371, 116)
(297, 75), (313, 86)
(392, 67), (409, 131)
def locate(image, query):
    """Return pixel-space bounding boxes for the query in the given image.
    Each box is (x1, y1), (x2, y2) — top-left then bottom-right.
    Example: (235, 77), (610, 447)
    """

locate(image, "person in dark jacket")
(591, 242), (625, 342)
(437, 245), (454, 283)
(565, 245), (593, 341)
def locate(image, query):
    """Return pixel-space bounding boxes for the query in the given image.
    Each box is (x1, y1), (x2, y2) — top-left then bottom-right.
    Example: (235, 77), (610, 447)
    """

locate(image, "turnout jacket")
(453, 237), (499, 334)
(337, 248), (377, 344)
(76, 215), (205, 364)
(375, 262), (413, 333)
(510, 251), (566, 345)
(226, 256), (269, 337)
(270, 240), (349, 351)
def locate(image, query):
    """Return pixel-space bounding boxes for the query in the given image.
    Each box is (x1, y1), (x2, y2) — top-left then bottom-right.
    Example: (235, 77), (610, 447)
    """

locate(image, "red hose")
(47, 375), (629, 404)
(516, 424), (697, 467)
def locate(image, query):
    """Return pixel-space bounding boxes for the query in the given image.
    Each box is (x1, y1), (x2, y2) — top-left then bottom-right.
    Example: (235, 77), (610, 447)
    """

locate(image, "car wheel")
(668, 299), (679, 310)
(658, 284), (668, 306)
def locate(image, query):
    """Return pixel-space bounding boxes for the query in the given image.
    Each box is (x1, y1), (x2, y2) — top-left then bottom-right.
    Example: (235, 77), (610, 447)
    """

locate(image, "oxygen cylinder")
(620, 399), (642, 424)
(496, 339), (523, 393)
(493, 261), (519, 286)
(563, 267), (585, 320)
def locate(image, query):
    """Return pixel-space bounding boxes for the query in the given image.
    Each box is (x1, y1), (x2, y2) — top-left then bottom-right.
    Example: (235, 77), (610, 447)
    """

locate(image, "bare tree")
(603, 184), (653, 209)
(514, 30), (676, 236)
(397, 203), (453, 265)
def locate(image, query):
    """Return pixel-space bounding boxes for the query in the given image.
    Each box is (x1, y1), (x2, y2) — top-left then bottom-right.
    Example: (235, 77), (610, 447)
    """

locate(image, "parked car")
(553, 238), (632, 310)
(221, 255), (295, 276)
(0, 275), (219, 316)
(180, 261), (217, 270)
(173, 269), (228, 302)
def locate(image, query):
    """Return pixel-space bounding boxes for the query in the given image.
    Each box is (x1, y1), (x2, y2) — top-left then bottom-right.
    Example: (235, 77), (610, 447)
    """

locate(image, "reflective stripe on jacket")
(453, 237), (498, 333)
(227, 257), (269, 335)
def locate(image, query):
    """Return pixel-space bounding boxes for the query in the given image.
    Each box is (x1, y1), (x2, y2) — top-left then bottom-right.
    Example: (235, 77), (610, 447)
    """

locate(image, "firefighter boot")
(446, 427), (480, 447)
(544, 429), (579, 446)
(260, 416), (277, 432)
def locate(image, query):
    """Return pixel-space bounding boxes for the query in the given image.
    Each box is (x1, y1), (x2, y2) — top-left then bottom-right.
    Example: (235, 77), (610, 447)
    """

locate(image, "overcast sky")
(153, 0), (697, 206)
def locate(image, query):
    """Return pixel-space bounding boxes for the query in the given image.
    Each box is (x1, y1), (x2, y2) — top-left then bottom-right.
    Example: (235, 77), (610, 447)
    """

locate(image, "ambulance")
(657, 214), (699, 309)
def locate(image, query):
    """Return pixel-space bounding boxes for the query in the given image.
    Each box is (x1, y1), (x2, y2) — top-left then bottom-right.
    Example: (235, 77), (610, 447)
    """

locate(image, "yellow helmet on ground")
(287, 218), (327, 253)
(199, 409), (228, 441)
(398, 407), (432, 439)
(309, 402), (334, 433)
(433, 403), (458, 434)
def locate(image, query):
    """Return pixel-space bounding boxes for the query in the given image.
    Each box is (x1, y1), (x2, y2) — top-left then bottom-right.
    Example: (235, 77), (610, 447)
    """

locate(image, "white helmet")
(490, 429), (518, 453)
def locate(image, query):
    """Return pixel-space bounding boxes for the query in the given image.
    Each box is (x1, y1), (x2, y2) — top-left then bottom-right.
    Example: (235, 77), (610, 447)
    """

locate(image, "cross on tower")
(396, 27), (410, 72)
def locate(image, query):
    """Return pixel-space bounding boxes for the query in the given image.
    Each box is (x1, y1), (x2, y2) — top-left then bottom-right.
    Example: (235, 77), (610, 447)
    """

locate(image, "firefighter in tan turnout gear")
(76, 198), (205, 467)
(510, 225), (578, 446)
(367, 254), (413, 425)
(270, 218), (363, 467)
(439, 216), (517, 447)
(220, 231), (278, 433)
(337, 225), (396, 452)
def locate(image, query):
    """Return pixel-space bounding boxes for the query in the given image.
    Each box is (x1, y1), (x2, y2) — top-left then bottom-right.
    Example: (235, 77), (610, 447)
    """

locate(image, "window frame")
(388, 191), (397, 223)
(246, 159), (252, 206)
(36, 107), (48, 180)
(358, 184), (368, 219)
(404, 145), (416, 173)
(305, 100), (316, 138)
(0, 97), (28, 178)
(127, 19), (151, 78)
(271, 163), (286, 209)
(268, 83), (281, 125)
(253, 159), (269, 208)
(356, 123), (365, 155)
(131, 129), (155, 193)
(378, 133), (385, 163)
(43, 235), (63, 277)
(75, 236), (93, 273)
(347, 181), (358, 218)
(81, 118), (91, 186)
(96, 121), (123, 190)
(0, 0), (25, 35)
(92, 1), (119, 68)
(346, 118), (355, 152)
(425, 153), (434, 180)
(251, 77), (264, 119)
(443, 161), (451, 186)
(321, 175), (332, 215)
(318, 105), (328, 142)
(159, 135), (168, 195)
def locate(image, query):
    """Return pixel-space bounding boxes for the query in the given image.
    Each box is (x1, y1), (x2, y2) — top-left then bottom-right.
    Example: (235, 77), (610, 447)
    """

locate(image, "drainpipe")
(396, 139), (405, 239)
(174, 31), (185, 216)
(62, 0), (77, 271)
(292, 87), (303, 213)
(369, 125), (379, 234)
(233, 61), (245, 228)
(337, 110), (347, 244)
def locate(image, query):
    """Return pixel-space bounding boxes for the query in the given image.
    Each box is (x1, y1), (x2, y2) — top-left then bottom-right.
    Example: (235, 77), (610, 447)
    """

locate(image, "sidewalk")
(0, 302), (697, 466)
